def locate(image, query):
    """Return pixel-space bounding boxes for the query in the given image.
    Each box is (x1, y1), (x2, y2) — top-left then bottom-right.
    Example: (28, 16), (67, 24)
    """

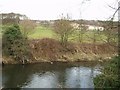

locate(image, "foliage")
(94, 56), (120, 88)
(1, 13), (28, 25)
(2, 24), (31, 63)
(77, 22), (88, 43)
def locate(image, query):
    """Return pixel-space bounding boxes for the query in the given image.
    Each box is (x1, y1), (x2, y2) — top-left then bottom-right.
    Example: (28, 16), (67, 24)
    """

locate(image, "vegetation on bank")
(29, 38), (117, 61)
(2, 24), (118, 64)
(2, 37), (117, 64)
(2, 24), (33, 64)
(94, 56), (120, 88)
(1, 13), (118, 64)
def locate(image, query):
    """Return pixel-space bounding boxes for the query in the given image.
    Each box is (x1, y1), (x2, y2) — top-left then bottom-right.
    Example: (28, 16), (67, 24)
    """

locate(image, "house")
(86, 25), (104, 31)
(71, 22), (104, 31)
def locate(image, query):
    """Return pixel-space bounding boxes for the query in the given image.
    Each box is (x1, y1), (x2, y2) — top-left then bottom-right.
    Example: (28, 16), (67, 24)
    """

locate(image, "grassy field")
(1, 24), (118, 44)
(0, 25), (111, 43)
(28, 26), (55, 39)
(28, 25), (108, 43)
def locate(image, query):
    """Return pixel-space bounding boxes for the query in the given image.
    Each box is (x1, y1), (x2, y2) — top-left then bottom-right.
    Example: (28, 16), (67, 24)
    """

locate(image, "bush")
(94, 56), (120, 88)
(2, 24), (31, 63)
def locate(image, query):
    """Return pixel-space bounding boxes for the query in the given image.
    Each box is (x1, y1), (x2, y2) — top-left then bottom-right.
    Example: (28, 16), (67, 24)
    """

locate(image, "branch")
(111, 5), (120, 20)
(107, 4), (117, 10)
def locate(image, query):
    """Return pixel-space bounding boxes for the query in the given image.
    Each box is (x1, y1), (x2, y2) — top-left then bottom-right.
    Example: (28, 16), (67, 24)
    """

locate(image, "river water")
(2, 62), (102, 88)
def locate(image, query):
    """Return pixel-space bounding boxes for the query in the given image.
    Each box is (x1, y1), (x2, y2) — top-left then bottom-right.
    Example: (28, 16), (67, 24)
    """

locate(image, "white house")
(71, 23), (104, 31)
(86, 25), (104, 31)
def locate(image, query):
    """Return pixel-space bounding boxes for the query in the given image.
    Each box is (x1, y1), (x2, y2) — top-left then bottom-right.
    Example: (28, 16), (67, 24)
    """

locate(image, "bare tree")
(53, 16), (74, 46)
(102, 21), (118, 45)
(101, 2), (119, 49)
(78, 20), (88, 43)
(20, 19), (36, 38)
(101, 2), (120, 47)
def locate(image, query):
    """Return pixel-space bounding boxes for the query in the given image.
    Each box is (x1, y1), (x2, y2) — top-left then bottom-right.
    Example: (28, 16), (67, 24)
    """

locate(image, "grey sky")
(0, 0), (119, 20)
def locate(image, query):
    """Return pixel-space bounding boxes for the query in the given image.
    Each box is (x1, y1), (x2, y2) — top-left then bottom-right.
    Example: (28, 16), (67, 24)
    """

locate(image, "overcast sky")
(0, 0), (119, 20)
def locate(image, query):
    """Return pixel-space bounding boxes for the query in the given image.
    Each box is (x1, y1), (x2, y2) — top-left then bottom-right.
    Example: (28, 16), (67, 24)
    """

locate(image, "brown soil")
(29, 38), (117, 62)
(2, 38), (118, 64)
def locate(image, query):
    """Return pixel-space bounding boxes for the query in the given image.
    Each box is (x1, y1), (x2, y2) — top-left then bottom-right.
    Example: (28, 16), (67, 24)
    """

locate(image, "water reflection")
(23, 71), (59, 88)
(65, 67), (94, 88)
(2, 62), (102, 88)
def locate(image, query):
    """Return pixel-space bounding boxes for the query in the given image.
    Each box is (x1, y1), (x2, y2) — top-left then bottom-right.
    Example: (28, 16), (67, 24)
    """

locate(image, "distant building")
(86, 25), (104, 31)
(71, 22), (104, 31)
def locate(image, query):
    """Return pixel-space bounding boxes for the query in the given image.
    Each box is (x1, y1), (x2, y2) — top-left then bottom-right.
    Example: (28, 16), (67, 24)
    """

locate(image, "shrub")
(94, 56), (120, 88)
(2, 24), (31, 63)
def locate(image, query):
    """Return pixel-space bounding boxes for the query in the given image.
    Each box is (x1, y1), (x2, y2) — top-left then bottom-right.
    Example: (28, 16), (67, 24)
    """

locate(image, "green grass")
(28, 25), (107, 43)
(68, 30), (107, 43)
(26, 25), (117, 44)
(1, 24), (117, 44)
(28, 26), (55, 39)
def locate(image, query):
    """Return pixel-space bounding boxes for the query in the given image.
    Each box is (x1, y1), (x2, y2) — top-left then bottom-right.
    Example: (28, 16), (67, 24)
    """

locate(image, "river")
(2, 62), (102, 88)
